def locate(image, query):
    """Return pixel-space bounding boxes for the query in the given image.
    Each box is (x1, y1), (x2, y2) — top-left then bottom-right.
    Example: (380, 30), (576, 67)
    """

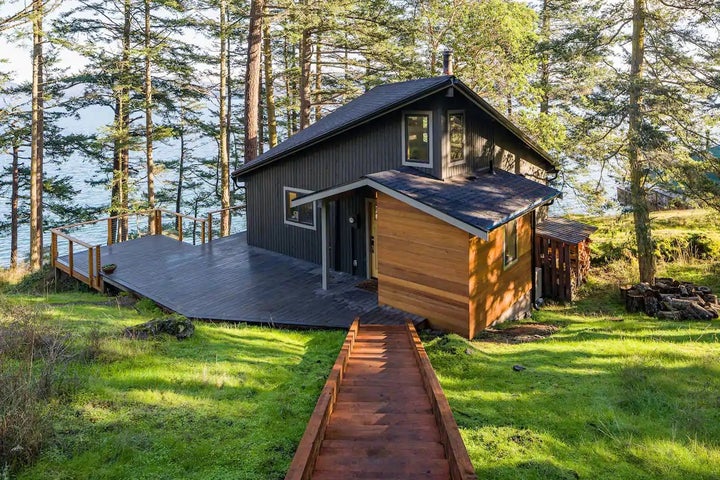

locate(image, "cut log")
(626, 294), (645, 313)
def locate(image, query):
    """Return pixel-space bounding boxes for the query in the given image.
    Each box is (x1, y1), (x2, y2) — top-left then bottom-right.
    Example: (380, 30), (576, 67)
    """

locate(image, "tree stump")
(626, 294), (645, 313)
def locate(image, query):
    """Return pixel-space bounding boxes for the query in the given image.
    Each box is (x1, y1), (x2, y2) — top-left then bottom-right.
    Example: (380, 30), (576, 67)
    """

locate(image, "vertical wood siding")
(376, 194), (471, 337)
(243, 88), (550, 277)
(468, 212), (533, 337)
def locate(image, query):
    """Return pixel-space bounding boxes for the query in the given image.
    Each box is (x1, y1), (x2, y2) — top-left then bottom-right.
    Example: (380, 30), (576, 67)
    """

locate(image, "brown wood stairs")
(286, 320), (477, 480)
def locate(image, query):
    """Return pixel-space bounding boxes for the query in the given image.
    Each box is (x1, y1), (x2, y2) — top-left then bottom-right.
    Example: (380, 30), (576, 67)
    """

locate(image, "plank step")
(314, 455), (450, 474)
(332, 401), (432, 414)
(319, 439), (446, 458)
(324, 424), (440, 441)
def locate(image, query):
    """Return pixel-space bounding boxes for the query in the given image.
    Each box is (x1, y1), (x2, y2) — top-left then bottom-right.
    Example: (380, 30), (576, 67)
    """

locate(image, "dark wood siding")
(243, 87), (551, 274)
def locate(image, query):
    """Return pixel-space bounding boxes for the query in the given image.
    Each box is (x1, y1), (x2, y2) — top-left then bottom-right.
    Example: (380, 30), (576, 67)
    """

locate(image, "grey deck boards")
(56, 233), (423, 329)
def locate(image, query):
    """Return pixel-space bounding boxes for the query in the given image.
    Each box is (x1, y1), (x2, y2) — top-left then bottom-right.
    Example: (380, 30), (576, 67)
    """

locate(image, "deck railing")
(205, 205), (244, 242)
(50, 208), (215, 290)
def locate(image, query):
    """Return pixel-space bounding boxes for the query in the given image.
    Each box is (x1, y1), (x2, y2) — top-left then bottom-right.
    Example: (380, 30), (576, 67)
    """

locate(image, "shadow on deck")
(56, 233), (422, 329)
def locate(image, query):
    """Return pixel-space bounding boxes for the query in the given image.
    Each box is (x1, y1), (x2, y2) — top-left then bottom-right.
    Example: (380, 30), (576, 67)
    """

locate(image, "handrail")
(285, 318), (359, 480)
(405, 321), (477, 480)
(206, 205), (244, 242)
(50, 207), (213, 291)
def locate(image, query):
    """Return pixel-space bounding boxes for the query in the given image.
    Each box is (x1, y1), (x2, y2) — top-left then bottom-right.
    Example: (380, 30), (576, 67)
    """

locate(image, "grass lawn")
(426, 259), (720, 480)
(3, 292), (345, 480)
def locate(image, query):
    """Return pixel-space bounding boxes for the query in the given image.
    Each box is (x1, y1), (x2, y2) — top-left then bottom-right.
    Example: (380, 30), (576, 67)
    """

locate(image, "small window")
(448, 111), (465, 166)
(284, 187), (316, 230)
(403, 111), (432, 166)
(504, 219), (518, 267)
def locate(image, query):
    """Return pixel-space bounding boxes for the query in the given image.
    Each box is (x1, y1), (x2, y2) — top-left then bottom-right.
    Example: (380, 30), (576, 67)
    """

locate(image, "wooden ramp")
(287, 321), (476, 480)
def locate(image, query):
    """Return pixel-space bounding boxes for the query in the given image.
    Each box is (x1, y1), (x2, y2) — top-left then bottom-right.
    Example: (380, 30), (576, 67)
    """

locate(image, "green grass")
(3, 293), (345, 480)
(426, 258), (720, 480)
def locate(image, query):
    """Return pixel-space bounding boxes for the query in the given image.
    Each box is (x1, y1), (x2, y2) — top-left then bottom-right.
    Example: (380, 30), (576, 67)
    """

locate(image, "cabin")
(232, 60), (580, 339)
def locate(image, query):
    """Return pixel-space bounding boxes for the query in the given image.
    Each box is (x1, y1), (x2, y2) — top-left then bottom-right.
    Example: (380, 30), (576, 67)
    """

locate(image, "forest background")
(1, 0), (719, 281)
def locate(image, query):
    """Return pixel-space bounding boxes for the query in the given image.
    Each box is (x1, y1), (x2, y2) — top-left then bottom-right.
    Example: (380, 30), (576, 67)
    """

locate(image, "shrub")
(0, 299), (76, 473)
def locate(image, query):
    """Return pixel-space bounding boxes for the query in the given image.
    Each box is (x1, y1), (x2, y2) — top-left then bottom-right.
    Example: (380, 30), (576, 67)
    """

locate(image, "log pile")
(620, 278), (719, 320)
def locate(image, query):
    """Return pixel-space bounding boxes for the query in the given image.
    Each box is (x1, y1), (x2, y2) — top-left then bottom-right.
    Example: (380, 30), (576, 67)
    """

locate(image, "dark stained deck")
(56, 233), (422, 328)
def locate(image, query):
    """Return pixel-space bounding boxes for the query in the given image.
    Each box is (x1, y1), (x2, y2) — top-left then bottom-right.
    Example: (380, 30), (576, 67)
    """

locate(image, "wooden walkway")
(287, 321), (476, 480)
(55, 233), (422, 329)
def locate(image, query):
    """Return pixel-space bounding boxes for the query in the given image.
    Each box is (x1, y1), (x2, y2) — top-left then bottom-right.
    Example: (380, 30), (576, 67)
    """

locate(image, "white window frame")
(447, 109), (467, 167)
(401, 110), (434, 168)
(503, 219), (519, 269)
(283, 186), (316, 230)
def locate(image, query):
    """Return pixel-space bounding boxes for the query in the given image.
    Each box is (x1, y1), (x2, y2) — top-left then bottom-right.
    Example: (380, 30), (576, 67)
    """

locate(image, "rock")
(465, 348), (474, 356)
(124, 317), (195, 340)
(513, 364), (526, 372)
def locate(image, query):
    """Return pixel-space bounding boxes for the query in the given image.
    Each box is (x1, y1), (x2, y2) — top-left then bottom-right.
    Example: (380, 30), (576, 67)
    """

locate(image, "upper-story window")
(402, 111), (433, 167)
(448, 110), (465, 166)
(283, 186), (316, 230)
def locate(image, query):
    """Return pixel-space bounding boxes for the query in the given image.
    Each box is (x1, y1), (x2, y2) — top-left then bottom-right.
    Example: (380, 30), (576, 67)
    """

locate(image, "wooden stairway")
(286, 321), (476, 480)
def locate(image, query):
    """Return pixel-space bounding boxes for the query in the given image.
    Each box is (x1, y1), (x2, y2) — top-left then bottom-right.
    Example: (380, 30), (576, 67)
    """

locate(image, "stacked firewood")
(620, 278), (719, 320)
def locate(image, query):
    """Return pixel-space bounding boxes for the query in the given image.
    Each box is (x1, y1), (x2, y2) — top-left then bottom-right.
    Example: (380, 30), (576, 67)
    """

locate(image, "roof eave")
(232, 78), (455, 179)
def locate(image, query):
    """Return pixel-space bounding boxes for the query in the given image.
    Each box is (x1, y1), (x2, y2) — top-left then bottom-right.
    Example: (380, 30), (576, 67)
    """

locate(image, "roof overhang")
(291, 178), (492, 240)
(292, 176), (560, 242)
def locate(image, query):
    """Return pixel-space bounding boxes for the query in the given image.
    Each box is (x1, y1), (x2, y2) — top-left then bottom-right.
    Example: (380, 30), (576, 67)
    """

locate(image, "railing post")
(107, 218), (113, 245)
(68, 241), (74, 275)
(207, 213), (213, 242)
(96, 245), (102, 290)
(201, 221), (206, 244)
(154, 210), (162, 235)
(178, 216), (183, 242)
(88, 249), (94, 289)
(51, 231), (57, 267)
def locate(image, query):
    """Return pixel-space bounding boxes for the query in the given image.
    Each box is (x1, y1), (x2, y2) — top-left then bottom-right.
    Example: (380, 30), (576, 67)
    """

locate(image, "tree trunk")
(219, 0), (231, 237)
(299, 29), (312, 130)
(144, 0), (156, 232)
(29, 0), (44, 270)
(244, 0), (264, 163)
(175, 103), (185, 231)
(263, 12), (277, 148)
(10, 144), (20, 269)
(314, 39), (322, 121)
(539, 0), (550, 114)
(627, 0), (655, 283)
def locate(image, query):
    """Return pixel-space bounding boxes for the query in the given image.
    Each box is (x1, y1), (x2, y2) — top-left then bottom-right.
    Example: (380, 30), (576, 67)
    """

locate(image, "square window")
(284, 187), (316, 229)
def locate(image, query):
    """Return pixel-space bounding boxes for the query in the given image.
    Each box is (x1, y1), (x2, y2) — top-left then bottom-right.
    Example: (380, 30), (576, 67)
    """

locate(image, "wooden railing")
(50, 208), (210, 290)
(405, 320), (477, 480)
(205, 205), (244, 242)
(285, 319), (359, 480)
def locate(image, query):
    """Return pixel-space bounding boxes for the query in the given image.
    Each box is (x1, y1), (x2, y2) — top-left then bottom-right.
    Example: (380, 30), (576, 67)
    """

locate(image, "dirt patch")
(476, 323), (559, 344)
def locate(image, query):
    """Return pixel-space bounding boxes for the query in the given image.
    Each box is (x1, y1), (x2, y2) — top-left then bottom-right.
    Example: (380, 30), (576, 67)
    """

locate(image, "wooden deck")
(286, 321), (476, 480)
(56, 233), (421, 328)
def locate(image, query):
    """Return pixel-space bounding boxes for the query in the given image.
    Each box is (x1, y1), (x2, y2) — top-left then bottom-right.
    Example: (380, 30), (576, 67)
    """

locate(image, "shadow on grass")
(18, 326), (345, 480)
(427, 329), (720, 480)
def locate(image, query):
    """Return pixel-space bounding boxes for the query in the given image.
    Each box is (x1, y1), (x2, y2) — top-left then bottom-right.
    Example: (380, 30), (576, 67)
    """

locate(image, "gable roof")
(291, 167), (561, 240)
(232, 76), (557, 179)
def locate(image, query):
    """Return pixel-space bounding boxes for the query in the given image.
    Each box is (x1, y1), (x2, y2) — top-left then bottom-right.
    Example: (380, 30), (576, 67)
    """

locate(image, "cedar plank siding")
(377, 194), (471, 337)
(469, 212), (533, 336)
(243, 87), (549, 277)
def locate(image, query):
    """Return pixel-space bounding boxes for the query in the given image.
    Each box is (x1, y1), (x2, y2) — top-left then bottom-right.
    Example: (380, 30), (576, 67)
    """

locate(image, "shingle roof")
(365, 167), (561, 232)
(232, 75), (557, 178)
(232, 76), (453, 178)
(536, 217), (597, 244)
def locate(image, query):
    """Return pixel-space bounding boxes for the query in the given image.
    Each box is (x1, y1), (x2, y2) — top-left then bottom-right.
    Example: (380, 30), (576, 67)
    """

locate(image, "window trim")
(447, 109), (466, 167)
(283, 186), (317, 230)
(401, 110), (434, 168)
(503, 219), (519, 269)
